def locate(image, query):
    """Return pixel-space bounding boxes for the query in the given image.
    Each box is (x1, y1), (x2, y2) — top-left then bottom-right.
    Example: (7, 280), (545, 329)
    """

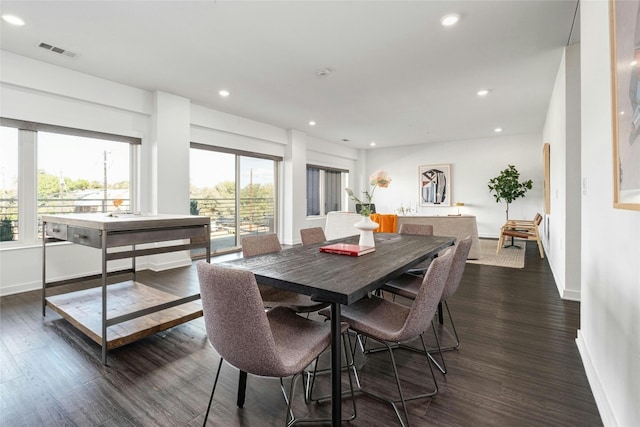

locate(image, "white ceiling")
(0, 0), (579, 150)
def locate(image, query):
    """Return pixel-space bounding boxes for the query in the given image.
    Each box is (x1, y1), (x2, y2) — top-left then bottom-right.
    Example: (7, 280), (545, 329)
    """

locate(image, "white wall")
(543, 43), (582, 301)
(577, 2), (640, 426)
(364, 133), (544, 238)
(565, 42), (582, 301)
(543, 50), (567, 288)
(0, 50), (355, 294)
(0, 51), (153, 295)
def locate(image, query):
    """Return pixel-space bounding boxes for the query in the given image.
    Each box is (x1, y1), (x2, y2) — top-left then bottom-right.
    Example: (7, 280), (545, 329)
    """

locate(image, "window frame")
(306, 164), (348, 217)
(189, 143), (281, 255)
(0, 118), (140, 247)
(0, 126), (19, 242)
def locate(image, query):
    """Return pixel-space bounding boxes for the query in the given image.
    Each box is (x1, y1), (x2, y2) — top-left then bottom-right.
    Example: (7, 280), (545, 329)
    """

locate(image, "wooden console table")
(397, 215), (481, 259)
(42, 213), (211, 364)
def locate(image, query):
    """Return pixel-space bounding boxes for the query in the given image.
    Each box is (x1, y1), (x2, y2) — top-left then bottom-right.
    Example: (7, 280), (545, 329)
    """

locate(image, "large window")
(38, 132), (131, 217)
(0, 127), (18, 241)
(0, 118), (138, 244)
(306, 165), (346, 216)
(190, 144), (279, 254)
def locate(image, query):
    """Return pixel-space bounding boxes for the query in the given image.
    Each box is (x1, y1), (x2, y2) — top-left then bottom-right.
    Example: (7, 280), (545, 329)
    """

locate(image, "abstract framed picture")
(419, 164), (451, 207)
(610, 0), (640, 210)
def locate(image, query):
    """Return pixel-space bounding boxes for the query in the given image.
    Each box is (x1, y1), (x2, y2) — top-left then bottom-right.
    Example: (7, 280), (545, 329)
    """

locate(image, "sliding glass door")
(238, 156), (276, 239)
(190, 145), (278, 255)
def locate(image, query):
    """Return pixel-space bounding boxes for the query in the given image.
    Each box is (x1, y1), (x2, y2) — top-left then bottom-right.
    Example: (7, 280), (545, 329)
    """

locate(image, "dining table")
(215, 232), (455, 427)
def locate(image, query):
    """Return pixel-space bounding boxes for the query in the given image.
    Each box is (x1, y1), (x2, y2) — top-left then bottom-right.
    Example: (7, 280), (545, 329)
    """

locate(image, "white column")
(150, 91), (190, 215)
(18, 129), (37, 243)
(146, 91), (192, 270)
(282, 129), (307, 245)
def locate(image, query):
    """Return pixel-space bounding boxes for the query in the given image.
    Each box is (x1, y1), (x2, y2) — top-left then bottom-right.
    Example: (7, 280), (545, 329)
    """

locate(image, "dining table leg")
(237, 370), (247, 408)
(330, 302), (342, 427)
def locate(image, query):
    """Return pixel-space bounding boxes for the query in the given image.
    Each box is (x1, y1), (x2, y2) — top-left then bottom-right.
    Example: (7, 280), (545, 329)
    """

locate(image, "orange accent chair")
(370, 213), (398, 233)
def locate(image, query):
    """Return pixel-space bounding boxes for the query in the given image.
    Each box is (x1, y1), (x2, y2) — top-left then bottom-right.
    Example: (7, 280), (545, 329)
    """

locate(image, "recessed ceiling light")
(218, 89), (230, 97)
(620, 111), (625, 115)
(370, 141), (376, 147)
(2, 14), (25, 26)
(632, 61), (638, 67)
(494, 127), (503, 133)
(308, 121), (316, 126)
(440, 13), (460, 27)
(477, 89), (490, 97)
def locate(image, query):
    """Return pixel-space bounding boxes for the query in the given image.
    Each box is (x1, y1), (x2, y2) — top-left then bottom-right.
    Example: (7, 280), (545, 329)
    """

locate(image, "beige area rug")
(466, 238), (525, 269)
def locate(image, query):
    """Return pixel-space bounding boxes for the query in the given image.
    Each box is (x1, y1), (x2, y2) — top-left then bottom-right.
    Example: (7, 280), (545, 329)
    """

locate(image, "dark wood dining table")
(216, 232), (455, 427)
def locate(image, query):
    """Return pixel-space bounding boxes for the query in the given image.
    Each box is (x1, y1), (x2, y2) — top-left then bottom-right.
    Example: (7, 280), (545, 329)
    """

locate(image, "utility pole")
(103, 150), (108, 212)
(249, 168), (253, 231)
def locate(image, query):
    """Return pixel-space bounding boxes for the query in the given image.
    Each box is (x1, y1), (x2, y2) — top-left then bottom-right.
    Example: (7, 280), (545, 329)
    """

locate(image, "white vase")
(354, 216), (379, 247)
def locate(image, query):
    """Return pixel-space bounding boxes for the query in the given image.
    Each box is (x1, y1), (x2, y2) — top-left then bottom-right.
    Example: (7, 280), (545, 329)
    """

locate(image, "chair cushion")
(501, 229), (530, 238)
(259, 285), (329, 312)
(338, 296), (411, 342)
(268, 307), (348, 375)
(381, 273), (421, 300)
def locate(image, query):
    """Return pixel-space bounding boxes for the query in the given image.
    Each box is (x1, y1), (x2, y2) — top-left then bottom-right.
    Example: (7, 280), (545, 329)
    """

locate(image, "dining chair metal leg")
(280, 373), (300, 427)
(359, 325), (447, 375)
(304, 332), (358, 422)
(426, 320), (447, 375)
(352, 333), (439, 427)
(387, 342), (411, 427)
(435, 300), (461, 351)
(203, 358), (224, 427)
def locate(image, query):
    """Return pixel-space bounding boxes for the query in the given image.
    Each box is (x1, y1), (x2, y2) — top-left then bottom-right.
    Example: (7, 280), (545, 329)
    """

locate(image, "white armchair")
(324, 211), (361, 240)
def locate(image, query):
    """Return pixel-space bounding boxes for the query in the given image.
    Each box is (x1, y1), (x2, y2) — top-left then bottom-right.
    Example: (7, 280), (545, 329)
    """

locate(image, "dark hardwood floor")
(0, 241), (602, 426)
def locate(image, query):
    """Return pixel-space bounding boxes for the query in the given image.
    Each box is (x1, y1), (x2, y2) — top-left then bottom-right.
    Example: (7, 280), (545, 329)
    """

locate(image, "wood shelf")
(46, 281), (203, 350)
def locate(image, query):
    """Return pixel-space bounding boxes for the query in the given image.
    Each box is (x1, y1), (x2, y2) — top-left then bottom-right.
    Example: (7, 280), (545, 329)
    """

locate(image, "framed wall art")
(419, 164), (451, 207)
(610, 0), (640, 210)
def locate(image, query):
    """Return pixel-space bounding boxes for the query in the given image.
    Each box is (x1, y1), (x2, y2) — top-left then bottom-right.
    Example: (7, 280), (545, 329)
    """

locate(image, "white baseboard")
(0, 259), (194, 297)
(0, 280), (41, 297)
(478, 233), (500, 239)
(576, 331), (617, 426)
(562, 288), (581, 301)
(144, 258), (193, 272)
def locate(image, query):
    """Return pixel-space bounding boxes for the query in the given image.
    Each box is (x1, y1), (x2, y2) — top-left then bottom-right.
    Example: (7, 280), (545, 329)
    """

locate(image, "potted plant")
(345, 170), (392, 247)
(488, 164), (533, 221)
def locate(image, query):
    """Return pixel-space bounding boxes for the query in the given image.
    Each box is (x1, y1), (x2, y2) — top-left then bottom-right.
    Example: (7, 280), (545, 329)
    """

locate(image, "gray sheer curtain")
(324, 169), (341, 213)
(307, 167), (320, 215)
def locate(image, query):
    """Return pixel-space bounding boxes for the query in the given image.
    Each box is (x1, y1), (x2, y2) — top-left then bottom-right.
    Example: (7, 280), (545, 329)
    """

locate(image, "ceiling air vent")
(38, 42), (78, 58)
(315, 67), (333, 78)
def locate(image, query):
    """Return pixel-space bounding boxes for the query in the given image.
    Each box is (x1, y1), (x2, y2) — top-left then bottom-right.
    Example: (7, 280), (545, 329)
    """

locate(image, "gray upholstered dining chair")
(382, 236), (473, 371)
(398, 223), (434, 235)
(321, 249), (454, 427)
(241, 234), (328, 313)
(299, 227), (326, 246)
(197, 262), (355, 426)
(398, 223), (434, 275)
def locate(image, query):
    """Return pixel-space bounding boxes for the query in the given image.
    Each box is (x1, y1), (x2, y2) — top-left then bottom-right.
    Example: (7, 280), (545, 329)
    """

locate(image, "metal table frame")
(42, 213), (211, 364)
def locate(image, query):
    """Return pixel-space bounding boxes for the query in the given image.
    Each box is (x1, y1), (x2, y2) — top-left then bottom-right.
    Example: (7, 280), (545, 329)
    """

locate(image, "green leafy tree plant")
(0, 217), (14, 242)
(488, 164), (533, 221)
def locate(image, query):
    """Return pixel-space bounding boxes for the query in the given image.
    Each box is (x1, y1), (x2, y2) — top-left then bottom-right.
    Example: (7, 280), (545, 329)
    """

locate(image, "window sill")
(305, 215), (326, 220)
(0, 239), (71, 252)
